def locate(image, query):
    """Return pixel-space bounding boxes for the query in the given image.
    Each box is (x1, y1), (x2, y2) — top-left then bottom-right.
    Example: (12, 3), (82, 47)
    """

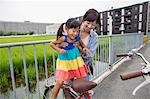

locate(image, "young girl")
(50, 18), (89, 99)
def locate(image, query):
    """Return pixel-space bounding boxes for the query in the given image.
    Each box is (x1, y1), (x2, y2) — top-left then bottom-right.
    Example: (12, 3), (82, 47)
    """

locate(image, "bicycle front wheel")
(43, 85), (65, 99)
(43, 85), (54, 99)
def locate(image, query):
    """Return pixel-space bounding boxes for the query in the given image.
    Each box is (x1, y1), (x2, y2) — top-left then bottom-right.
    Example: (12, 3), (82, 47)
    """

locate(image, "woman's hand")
(59, 49), (66, 54)
(82, 47), (89, 54)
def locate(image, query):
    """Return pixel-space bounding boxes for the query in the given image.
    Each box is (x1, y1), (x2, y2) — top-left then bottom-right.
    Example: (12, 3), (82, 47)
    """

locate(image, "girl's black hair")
(82, 8), (100, 25)
(57, 18), (80, 40)
(65, 18), (80, 29)
(57, 23), (65, 40)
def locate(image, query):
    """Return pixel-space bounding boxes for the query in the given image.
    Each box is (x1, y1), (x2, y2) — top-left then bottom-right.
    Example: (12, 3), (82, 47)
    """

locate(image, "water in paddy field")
(0, 80), (46, 99)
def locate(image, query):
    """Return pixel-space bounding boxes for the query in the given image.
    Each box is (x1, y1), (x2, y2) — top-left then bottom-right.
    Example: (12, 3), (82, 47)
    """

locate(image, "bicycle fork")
(63, 87), (91, 99)
(78, 92), (91, 99)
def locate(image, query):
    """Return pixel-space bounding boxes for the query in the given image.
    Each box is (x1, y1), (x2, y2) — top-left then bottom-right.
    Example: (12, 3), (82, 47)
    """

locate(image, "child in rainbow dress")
(50, 18), (89, 99)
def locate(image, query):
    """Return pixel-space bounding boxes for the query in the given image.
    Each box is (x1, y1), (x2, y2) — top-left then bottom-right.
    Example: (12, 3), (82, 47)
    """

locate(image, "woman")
(80, 8), (100, 76)
(79, 9), (100, 98)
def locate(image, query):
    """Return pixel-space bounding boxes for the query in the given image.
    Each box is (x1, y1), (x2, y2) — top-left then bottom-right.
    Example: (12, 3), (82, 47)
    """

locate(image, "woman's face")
(81, 20), (96, 33)
(67, 27), (79, 40)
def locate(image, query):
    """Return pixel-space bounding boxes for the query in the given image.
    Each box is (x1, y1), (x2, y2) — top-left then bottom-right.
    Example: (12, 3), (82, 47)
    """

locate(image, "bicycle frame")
(43, 78), (92, 99)
(62, 83), (91, 99)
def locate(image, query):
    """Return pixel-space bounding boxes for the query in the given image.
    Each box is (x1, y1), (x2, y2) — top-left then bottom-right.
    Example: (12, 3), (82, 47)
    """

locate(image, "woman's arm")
(79, 39), (86, 48)
(79, 40), (89, 53)
(88, 35), (98, 57)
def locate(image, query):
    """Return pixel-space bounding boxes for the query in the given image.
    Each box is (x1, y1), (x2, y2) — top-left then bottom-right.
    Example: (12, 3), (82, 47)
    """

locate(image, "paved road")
(93, 42), (150, 99)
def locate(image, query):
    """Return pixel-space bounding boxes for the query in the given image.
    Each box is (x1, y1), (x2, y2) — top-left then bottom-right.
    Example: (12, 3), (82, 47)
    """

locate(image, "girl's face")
(81, 20), (96, 33)
(67, 28), (79, 40)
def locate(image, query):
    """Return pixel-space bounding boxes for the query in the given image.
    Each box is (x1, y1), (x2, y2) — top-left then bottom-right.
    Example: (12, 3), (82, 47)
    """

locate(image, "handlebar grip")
(120, 71), (143, 80)
(116, 53), (129, 57)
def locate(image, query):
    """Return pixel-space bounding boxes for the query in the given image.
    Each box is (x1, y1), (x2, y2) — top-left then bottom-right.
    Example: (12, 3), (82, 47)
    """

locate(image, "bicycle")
(42, 75), (97, 99)
(116, 49), (150, 95)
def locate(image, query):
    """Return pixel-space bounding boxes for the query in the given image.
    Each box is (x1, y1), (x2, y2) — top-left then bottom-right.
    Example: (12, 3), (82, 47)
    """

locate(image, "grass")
(0, 35), (57, 93)
(0, 35), (56, 44)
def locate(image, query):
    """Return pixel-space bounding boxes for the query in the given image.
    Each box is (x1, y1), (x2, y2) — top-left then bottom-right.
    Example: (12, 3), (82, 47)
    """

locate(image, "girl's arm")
(50, 37), (66, 54)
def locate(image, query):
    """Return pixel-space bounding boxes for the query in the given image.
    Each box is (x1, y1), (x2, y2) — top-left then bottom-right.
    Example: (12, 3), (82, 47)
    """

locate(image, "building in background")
(76, 1), (150, 35)
(99, 1), (150, 35)
(46, 23), (61, 35)
(0, 21), (60, 35)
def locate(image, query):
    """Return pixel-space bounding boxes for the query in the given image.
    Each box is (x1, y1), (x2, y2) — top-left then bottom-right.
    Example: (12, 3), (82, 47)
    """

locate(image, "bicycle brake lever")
(132, 79), (150, 95)
(132, 68), (150, 95)
(131, 49), (138, 54)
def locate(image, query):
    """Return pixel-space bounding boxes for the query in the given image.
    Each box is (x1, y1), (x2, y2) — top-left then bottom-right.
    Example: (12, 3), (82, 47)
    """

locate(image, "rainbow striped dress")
(56, 35), (88, 81)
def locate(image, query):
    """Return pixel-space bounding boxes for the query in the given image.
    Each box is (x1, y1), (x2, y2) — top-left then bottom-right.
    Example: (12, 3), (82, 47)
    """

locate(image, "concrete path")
(93, 42), (150, 99)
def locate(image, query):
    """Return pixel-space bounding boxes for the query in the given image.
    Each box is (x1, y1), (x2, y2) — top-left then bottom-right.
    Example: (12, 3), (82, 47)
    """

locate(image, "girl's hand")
(82, 47), (89, 54)
(59, 49), (66, 54)
(74, 42), (79, 46)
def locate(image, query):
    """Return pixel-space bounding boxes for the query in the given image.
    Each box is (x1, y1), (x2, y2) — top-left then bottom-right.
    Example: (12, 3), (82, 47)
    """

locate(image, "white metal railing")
(147, 32), (150, 40)
(0, 40), (52, 99)
(91, 33), (144, 80)
(0, 33), (144, 99)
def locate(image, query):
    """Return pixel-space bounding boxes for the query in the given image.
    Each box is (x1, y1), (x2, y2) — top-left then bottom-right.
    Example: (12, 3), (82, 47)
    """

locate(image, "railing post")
(52, 48), (56, 74)
(44, 43), (48, 79)
(146, 1), (150, 36)
(34, 44), (40, 99)
(22, 45), (30, 99)
(8, 47), (16, 99)
(97, 37), (100, 76)
(108, 14), (113, 66)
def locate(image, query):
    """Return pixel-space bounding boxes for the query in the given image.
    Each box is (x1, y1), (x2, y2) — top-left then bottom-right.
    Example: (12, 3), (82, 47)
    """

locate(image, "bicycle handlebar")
(116, 53), (133, 57)
(120, 71), (144, 80)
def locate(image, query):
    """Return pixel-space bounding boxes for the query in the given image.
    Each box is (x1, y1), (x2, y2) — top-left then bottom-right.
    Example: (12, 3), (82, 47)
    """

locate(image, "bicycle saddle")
(71, 78), (97, 93)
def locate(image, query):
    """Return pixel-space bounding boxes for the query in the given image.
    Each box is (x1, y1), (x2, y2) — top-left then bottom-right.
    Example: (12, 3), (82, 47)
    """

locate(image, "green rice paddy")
(0, 35), (57, 93)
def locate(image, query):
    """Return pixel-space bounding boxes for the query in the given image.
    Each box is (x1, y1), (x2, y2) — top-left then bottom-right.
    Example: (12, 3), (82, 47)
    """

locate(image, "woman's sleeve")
(89, 35), (98, 58)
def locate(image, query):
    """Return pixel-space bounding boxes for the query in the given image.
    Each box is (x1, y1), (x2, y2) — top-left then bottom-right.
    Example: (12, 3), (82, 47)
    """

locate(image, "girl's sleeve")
(75, 34), (80, 41)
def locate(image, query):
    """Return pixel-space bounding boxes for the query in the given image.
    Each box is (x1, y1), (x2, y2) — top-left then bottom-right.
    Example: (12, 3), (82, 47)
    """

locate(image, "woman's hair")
(57, 18), (80, 40)
(82, 8), (100, 25)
